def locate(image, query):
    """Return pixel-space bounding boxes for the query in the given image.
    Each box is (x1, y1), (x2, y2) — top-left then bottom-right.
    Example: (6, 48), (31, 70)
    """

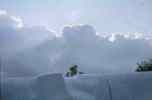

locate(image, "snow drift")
(1, 74), (72, 100)
(1, 72), (152, 100)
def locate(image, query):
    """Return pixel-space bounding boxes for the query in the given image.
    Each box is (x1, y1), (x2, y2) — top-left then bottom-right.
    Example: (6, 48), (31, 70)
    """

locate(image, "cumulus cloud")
(54, 25), (152, 74)
(0, 10), (55, 77)
(0, 10), (152, 77)
(0, 10), (55, 56)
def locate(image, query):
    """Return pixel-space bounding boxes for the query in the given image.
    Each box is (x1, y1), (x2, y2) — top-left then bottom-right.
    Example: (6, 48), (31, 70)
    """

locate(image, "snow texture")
(108, 72), (152, 100)
(32, 74), (72, 100)
(1, 73), (72, 100)
(65, 75), (110, 100)
(1, 72), (152, 100)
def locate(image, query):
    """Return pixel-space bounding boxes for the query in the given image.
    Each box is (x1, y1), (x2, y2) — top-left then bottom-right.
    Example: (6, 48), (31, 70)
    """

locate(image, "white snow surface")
(1, 72), (152, 100)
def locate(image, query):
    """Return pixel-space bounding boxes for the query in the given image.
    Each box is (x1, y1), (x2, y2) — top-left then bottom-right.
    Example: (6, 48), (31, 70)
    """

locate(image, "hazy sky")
(0, 0), (152, 33)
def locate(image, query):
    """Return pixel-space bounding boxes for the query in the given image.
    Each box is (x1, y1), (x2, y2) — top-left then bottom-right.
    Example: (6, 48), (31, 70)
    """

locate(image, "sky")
(0, 0), (152, 33)
(0, 0), (152, 77)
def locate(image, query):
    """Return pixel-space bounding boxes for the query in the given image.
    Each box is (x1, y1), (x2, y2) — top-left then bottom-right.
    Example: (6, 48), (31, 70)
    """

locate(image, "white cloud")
(0, 11), (152, 77)
(0, 10), (23, 29)
(109, 34), (116, 42)
(0, 11), (56, 77)
(0, 9), (7, 15)
(10, 16), (23, 28)
(54, 25), (152, 74)
(0, 11), (55, 57)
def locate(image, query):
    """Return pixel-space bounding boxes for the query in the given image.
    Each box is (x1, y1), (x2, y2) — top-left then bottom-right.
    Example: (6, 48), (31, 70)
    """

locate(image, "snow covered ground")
(1, 72), (152, 100)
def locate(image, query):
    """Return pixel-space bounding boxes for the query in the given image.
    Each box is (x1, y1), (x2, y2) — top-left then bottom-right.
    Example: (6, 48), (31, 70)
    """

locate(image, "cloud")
(0, 10), (152, 77)
(0, 10), (55, 77)
(0, 9), (7, 15)
(10, 16), (23, 28)
(63, 25), (97, 43)
(0, 10), (55, 56)
(54, 25), (152, 74)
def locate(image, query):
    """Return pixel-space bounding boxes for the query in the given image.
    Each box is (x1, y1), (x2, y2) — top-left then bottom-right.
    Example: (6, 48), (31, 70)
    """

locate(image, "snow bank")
(1, 73), (72, 100)
(108, 72), (152, 100)
(1, 77), (33, 100)
(32, 73), (72, 100)
(65, 72), (152, 100)
(1, 72), (152, 100)
(65, 75), (110, 100)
